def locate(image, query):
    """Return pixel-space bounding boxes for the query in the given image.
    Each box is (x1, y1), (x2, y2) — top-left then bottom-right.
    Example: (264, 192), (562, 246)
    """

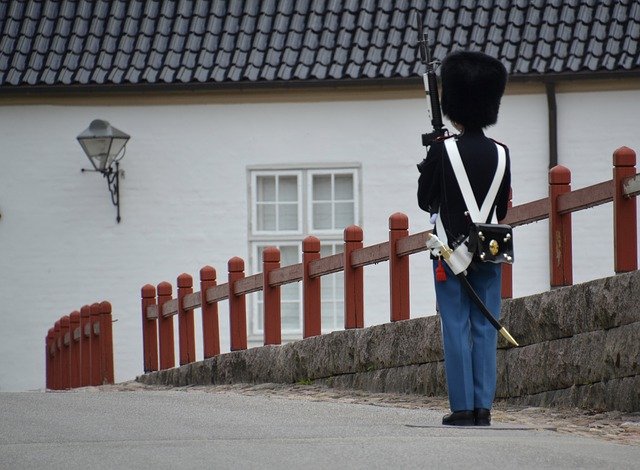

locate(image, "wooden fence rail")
(136, 147), (637, 374)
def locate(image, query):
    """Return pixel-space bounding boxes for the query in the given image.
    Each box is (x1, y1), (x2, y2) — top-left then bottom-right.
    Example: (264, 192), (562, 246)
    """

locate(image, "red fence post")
(46, 328), (54, 390)
(302, 236), (321, 338)
(501, 189), (514, 299)
(613, 146), (638, 273)
(157, 282), (175, 370)
(549, 165), (573, 287)
(99, 301), (114, 384)
(80, 305), (92, 386)
(344, 225), (364, 329)
(263, 247), (281, 345)
(389, 213), (410, 321)
(89, 303), (102, 385)
(228, 257), (248, 351)
(53, 320), (61, 390)
(200, 266), (220, 358)
(69, 311), (81, 389)
(60, 315), (70, 390)
(141, 285), (158, 372)
(177, 273), (196, 365)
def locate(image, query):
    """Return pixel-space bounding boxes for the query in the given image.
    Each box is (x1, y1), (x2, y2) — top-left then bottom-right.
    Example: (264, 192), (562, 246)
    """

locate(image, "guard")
(417, 50), (510, 426)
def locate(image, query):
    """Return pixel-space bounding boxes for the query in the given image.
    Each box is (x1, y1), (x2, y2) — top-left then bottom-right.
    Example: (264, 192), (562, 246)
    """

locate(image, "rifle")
(416, 13), (447, 149)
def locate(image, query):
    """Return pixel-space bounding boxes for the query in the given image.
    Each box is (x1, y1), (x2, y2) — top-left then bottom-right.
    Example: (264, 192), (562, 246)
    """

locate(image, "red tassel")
(435, 258), (447, 282)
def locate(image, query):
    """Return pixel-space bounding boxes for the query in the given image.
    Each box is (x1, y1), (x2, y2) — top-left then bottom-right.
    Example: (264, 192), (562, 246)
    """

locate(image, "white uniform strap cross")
(435, 138), (506, 247)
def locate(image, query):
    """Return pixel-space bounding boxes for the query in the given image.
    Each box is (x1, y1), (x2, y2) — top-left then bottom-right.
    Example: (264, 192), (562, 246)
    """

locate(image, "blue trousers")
(433, 260), (502, 412)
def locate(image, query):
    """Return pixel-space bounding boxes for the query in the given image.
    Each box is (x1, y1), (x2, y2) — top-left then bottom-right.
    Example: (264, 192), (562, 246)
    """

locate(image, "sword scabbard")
(499, 327), (519, 347)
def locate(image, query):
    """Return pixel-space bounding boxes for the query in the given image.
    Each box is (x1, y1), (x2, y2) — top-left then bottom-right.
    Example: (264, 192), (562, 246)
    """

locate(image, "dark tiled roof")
(1, 0), (639, 90)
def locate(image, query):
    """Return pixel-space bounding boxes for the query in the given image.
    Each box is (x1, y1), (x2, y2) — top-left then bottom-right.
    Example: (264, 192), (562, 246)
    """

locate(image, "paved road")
(1, 387), (639, 469)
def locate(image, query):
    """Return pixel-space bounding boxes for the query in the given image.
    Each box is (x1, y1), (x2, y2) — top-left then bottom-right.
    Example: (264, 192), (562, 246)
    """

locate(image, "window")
(248, 166), (360, 340)
(309, 171), (356, 232)
(252, 171), (302, 234)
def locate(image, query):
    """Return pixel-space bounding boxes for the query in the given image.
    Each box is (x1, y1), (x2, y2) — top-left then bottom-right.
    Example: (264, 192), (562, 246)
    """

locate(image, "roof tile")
(181, 50), (197, 69)
(307, 11), (324, 33)
(244, 64), (260, 82)
(286, 30), (304, 50)
(93, 0), (111, 20)
(173, 15), (191, 36)
(328, 62), (344, 79)
(41, 68), (58, 84)
(289, 12), (306, 33)
(268, 31), (285, 50)
(277, 63), (294, 80)
(3, 18), (18, 38)
(243, 0), (261, 17)
(310, 62), (328, 80)
(84, 34), (101, 54)
(196, 49), (215, 69)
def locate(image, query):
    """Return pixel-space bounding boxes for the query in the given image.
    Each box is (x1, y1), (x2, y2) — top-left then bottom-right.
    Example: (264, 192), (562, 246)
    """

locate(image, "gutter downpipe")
(546, 81), (558, 169)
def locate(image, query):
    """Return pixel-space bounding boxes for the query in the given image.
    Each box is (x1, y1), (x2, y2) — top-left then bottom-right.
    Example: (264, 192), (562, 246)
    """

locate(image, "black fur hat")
(440, 51), (508, 130)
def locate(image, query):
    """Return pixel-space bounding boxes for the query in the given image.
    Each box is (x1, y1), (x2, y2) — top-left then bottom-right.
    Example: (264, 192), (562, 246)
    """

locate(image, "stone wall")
(137, 270), (640, 411)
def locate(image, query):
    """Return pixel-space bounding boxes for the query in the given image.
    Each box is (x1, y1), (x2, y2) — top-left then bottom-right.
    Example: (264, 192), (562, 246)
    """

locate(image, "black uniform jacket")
(417, 130), (511, 244)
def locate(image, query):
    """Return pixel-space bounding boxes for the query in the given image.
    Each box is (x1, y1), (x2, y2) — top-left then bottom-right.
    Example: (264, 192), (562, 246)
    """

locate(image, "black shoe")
(474, 408), (491, 426)
(442, 410), (475, 426)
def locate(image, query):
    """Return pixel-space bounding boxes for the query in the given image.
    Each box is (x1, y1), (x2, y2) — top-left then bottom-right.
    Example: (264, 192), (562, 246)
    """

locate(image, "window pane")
(321, 277), (335, 299)
(335, 202), (354, 228)
(335, 301), (344, 327)
(322, 301), (336, 330)
(279, 175), (298, 202)
(257, 176), (276, 202)
(335, 174), (353, 200)
(280, 245), (299, 265)
(257, 203), (276, 231)
(320, 245), (333, 257)
(281, 300), (300, 330)
(334, 272), (344, 296)
(281, 283), (300, 302)
(313, 202), (332, 229)
(255, 300), (264, 330)
(312, 175), (331, 200)
(279, 203), (298, 230)
(321, 300), (344, 331)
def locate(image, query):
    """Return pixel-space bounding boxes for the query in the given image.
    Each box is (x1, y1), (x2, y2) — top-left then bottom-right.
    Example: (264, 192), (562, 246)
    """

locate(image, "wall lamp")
(77, 119), (130, 223)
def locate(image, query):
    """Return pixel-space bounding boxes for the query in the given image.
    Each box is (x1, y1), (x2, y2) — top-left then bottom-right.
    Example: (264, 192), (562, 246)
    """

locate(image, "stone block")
(602, 321), (640, 379)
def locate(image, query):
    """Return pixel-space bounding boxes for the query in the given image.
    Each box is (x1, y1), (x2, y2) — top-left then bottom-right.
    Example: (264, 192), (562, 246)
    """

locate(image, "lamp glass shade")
(77, 120), (130, 171)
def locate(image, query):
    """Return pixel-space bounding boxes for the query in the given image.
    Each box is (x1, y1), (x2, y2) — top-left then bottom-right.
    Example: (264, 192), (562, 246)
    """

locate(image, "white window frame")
(306, 168), (360, 235)
(247, 164), (361, 341)
(250, 170), (303, 235)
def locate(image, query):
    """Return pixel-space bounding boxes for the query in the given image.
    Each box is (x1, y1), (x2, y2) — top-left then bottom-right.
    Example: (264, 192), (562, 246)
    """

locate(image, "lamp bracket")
(81, 162), (122, 223)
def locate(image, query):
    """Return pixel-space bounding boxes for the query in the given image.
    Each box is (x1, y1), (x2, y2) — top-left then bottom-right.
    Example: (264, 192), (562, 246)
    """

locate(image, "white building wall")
(1, 85), (638, 391)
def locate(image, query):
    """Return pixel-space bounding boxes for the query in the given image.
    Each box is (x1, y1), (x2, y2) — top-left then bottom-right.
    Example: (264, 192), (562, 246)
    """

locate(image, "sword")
(426, 232), (519, 347)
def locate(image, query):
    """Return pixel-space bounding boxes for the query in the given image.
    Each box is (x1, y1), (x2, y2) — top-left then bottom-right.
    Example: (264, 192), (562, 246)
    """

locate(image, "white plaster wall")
(0, 86), (638, 391)
(556, 89), (640, 285)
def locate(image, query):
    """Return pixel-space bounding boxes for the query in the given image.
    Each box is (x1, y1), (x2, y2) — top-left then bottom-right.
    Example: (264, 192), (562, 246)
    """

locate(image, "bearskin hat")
(440, 51), (508, 130)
